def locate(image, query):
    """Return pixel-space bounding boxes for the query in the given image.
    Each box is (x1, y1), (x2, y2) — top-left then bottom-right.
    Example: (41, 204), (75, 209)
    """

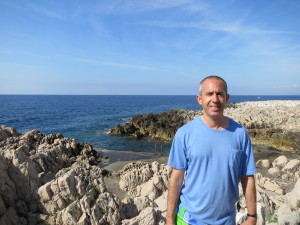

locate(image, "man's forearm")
(166, 169), (185, 224)
(242, 175), (256, 214)
(241, 175), (257, 225)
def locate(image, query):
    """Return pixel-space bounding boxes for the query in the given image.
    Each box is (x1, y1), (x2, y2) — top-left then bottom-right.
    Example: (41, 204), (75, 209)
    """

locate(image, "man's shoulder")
(228, 117), (249, 135)
(180, 116), (200, 129)
(176, 117), (200, 135)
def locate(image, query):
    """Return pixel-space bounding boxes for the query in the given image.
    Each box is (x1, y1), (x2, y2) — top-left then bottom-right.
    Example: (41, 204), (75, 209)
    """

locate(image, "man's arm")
(240, 175), (257, 225)
(166, 168), (185, 225)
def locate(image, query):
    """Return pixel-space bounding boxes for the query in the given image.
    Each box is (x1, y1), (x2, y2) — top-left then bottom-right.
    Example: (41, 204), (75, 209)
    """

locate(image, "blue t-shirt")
(168, 117), (256, 225)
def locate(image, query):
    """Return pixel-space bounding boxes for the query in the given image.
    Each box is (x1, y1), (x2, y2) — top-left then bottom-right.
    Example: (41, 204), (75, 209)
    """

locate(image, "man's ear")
(196, 95), (202, 105)
(226, 94), (230, 103)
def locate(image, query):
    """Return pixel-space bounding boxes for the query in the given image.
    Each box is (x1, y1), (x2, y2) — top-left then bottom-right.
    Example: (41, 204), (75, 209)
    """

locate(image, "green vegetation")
(42, 198), (50, 203)
(67, 202), (76, 213)
(42, 222), (51, 225)
(267, 212), (278, 223)
(101, 206), (110, 215)
(63, 167), (71, 173)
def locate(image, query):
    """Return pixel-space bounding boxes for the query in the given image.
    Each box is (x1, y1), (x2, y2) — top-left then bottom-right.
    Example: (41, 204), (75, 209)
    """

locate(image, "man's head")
(199, 75), (228, 95)
(196, 75), (230, 119)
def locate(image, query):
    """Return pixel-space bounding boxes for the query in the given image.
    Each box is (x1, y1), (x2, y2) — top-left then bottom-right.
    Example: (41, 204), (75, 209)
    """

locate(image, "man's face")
(196, 78), (230, 118)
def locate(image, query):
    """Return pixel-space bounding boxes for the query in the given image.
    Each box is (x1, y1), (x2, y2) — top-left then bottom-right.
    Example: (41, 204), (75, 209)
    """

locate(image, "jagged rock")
(2, 146), (39, 205)
(2, 123), (300, 225)
(121, 206), (157, 225)
(1, 128), (102, 186)
(0, 206), (26, 225)
(118, 161), (172, 200)
(121, 196), (154, 219)
(0, 155), (18, 208)
(0, 126), (106, 225)
(256, 173), (285, 195)
(282, 159), (300, 174)
(154, 190), (167, 213)
(272, 155), (288, 169)
(36, 162), (121, 225)
(110, 109), (200, 141)
(0, 125), (19, 142)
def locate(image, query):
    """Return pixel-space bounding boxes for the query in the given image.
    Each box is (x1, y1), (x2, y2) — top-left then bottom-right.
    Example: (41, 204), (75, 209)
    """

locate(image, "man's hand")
(166, 215), (175, 225)
(240, 217), (257, 225)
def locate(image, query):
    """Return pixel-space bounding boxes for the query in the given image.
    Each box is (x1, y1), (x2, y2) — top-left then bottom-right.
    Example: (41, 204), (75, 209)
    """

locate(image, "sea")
(1, 95), (300, 154)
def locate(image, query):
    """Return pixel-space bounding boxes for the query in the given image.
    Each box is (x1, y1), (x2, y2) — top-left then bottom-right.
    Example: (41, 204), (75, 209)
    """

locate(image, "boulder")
(255, 173), (285, 195)
(256, 159), (272, 169)
(272, 155), (288, 169)
(282, 159), (300, 174)
(267, 168), (281, 178)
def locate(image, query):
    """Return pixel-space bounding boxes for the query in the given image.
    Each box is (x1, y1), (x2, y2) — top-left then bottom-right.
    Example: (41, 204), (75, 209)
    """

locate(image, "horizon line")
(1, 94), (300, 96)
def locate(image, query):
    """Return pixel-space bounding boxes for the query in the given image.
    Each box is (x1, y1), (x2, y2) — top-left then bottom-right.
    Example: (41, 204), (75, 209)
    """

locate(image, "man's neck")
(201, 114), (229, 130)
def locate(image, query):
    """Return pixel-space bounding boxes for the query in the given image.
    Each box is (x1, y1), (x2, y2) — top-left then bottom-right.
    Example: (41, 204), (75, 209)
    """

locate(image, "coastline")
(110, 100), (300, 152)
(1, 99), (300, 224)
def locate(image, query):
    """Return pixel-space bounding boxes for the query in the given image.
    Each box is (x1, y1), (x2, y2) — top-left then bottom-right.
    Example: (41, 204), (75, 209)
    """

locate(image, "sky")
(0, 0), (300, 95)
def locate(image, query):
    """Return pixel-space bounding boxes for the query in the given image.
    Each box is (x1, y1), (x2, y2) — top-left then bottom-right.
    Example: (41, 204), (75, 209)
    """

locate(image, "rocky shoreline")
(1, 100), (300, 225)
(110, 100), (300, 152)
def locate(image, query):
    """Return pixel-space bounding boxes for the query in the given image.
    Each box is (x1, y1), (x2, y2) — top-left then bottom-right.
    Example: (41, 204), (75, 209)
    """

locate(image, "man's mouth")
(210, 105), (220, 110)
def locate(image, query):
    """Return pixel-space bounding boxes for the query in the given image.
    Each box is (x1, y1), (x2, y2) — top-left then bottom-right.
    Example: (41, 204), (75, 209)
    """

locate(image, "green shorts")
(176, 204), (189, 225)
(175, 203), (203, 225)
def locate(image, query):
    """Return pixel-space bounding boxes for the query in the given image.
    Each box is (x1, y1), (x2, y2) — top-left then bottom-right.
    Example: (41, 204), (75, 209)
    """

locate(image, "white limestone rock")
(257, 159), (272, 169)
(118, 161), (172, 199)
(285, 178), (300, 210)
(272, 155), (288, 169)
(0, 125), (19, 142)
(282, 159), (300, 174)
(121, 207), (156, 225)
(267, 167), (281, 178)
(277, 203), (300, 225)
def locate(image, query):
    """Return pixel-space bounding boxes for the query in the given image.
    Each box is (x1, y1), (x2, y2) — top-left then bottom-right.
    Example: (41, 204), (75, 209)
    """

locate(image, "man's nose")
(212, 93), (219, 102)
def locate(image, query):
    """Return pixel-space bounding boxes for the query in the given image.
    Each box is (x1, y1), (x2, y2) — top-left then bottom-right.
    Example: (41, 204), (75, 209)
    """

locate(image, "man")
(166, 76), (257, 225)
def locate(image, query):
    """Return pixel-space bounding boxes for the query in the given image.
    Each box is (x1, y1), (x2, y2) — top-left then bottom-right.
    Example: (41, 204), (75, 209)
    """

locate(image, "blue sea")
(1, 95), (300, 154)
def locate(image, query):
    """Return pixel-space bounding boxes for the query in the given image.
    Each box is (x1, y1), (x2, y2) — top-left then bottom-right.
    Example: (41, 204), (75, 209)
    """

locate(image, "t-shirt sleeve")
(167, 128), (187, 171)
(241, 134), (256, 176)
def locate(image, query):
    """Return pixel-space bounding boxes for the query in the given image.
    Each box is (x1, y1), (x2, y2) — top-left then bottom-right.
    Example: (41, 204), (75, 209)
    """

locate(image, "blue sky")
(0, 0), (299, 95)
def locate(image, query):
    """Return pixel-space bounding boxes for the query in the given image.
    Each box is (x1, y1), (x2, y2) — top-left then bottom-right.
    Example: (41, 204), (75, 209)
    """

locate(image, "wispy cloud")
(117, 0), (194, 13)
(137, 19), (300, 35)
(68, 56), (157, 71)
(27, 3), (63, 19)
(88, 0), (195, 15)
(0, 61), (32, 67)
(270, 84), (299, 89)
